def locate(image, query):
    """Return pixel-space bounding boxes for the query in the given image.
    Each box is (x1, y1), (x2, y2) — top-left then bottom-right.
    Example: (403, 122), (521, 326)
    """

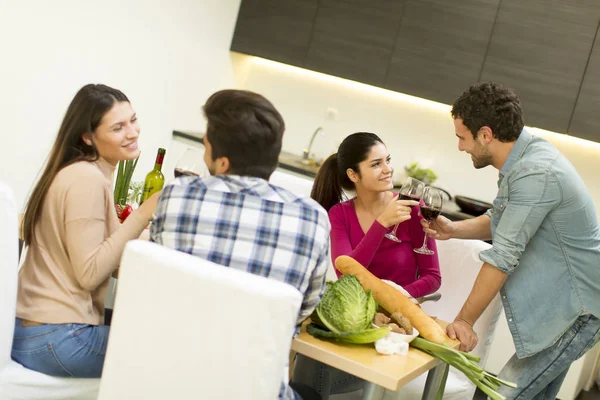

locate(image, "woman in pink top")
(293, 132), (442, 397)
(311, 132), (441, 298)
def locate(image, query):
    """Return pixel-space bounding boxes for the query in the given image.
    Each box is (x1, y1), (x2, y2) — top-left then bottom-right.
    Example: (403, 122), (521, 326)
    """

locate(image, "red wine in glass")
(174, 168), (200, 178)
(420, 206), (441, 221)
(385, 177), (425, 242)
(414, 187), (443, 255)
(399, 193), (421, 205)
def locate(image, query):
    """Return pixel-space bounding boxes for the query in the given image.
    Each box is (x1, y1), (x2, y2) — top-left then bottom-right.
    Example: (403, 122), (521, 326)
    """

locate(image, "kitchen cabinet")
(303, 0), (406, 87)
(568, 22), (600, 142)
(479, 0), (600, 134)
(230, 0), (319, 66)
(385, 0), (500, 105)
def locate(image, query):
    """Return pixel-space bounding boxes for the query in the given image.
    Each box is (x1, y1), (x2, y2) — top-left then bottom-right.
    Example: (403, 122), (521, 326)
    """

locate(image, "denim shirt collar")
(499, 129), (533, 180)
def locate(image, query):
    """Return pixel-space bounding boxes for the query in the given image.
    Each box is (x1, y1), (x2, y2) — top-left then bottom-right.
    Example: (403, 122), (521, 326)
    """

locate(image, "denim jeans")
(291, 353), (364, 398)
(497, 314), (600, 400)
(11, 318), (110, 378)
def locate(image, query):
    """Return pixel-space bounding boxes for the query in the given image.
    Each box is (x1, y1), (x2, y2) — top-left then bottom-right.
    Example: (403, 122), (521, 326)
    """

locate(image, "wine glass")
(414, 187), (444, 255)
(385, 177), (425, 242)
(174, 148), (205, 178)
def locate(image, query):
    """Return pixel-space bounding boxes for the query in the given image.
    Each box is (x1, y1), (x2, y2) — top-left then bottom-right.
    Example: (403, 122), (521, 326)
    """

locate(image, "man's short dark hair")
(451, 82), (524, 142)
(203, 89), (285, 180)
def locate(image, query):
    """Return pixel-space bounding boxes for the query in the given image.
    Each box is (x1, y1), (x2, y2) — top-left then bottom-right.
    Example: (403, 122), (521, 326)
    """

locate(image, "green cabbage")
(309, 275), (390, 343)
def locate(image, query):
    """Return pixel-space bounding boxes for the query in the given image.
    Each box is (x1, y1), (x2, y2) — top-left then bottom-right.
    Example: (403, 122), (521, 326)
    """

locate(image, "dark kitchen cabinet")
(385, 0), (500, 105)
(230, 0), (319, 66)
(568, 22), (600, 142)
(479, 0), (600, 134)
(303, 0), (407, 87)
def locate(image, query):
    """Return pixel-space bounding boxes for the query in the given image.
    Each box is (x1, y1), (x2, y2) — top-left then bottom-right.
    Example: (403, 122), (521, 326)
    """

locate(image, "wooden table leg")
(421, 362), (449, 400)
(361, 382), (385, 400)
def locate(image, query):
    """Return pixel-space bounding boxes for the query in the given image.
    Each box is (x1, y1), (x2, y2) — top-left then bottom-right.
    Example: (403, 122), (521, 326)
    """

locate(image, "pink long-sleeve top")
(329, 198), (441, 298)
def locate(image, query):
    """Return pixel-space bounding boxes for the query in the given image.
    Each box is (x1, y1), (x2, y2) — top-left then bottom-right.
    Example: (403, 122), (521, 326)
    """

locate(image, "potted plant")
(404, 162), (438, 185)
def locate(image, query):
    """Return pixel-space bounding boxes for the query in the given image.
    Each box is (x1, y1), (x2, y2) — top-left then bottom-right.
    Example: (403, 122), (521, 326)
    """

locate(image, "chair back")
(421, 238), (502, 365)
(98, 240), (303, 400)
(0, 183), (19, 371)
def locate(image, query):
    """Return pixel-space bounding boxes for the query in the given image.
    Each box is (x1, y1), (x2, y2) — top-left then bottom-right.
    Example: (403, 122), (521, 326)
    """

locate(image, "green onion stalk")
(113, 157), (139, 206)
(410, 337), (516, 400)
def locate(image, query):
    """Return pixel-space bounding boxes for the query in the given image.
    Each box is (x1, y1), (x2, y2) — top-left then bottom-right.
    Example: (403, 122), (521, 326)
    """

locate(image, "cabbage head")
(309, 275), (389, 344)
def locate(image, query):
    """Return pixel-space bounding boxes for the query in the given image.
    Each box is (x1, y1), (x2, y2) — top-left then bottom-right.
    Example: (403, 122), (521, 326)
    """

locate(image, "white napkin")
(375, 336), (409, 355)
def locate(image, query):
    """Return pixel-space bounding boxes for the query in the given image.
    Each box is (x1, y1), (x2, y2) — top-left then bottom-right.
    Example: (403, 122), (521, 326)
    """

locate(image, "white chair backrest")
(0, 182), (18, 371)
(98, 240), (303, 400)
(269, 170), (314, 198)
(421, 239), (502, 366)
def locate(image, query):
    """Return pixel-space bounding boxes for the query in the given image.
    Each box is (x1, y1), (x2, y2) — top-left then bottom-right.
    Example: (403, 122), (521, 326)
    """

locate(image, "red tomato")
(120, 205), (133, 221)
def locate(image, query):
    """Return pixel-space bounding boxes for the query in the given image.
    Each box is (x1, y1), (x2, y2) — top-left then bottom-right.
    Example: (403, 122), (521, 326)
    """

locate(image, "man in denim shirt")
(424, 82), (600, 399)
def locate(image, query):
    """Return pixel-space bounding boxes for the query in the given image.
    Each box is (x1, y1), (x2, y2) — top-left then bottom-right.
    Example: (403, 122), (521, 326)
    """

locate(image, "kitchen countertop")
(172, 130), (478, 221)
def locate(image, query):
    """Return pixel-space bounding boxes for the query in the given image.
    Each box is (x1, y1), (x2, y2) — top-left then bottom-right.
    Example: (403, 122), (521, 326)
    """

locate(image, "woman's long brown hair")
(310, 132), (384, 211)
(22, 84), (129, 245)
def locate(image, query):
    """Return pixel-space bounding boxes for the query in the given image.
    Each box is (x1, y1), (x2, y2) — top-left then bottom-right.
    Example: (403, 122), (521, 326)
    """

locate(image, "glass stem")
(420, 227), (429, 248)
(391, 223), (399, 236)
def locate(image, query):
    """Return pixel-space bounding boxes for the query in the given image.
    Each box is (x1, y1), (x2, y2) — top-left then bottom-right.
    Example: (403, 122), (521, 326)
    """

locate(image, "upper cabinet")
(568, 23), (600, 142)
(230, 0), (318, 66)
(231, 0), (600, 141)
(479, 0), (600, 134)
(385, 0), (500, 105)
(303, 0), (406, 87)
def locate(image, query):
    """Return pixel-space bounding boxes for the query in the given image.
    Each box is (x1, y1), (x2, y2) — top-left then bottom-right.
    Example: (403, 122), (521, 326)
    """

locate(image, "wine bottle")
(140, 148), (166, 204)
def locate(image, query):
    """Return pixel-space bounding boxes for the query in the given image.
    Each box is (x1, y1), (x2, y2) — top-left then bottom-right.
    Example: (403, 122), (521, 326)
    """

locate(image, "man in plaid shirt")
(150, 89), (330, 400)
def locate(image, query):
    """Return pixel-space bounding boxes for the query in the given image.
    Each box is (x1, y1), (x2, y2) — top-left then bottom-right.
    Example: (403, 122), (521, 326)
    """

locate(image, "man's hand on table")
(447, 319), (478, 352)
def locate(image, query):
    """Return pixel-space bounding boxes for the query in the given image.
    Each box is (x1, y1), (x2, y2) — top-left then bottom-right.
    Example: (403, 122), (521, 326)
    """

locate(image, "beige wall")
(0, 0), (242, 208)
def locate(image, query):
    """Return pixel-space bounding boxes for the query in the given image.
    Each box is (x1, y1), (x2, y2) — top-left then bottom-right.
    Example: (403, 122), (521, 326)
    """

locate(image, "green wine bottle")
(140, 148), (166, 204)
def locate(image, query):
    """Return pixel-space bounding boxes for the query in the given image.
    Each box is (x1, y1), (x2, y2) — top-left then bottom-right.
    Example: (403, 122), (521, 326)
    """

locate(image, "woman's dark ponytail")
(311, 153), (345, 212)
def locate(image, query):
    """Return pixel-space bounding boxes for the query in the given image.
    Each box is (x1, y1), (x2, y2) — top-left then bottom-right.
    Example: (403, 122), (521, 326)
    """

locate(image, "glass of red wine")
(414, 187), (443, 255)
(385, 177), (425, 243)
(174, 148), (204, 178)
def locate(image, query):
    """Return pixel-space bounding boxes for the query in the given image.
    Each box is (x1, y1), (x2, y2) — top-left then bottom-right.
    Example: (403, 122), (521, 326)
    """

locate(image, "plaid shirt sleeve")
(148, 183), (176, 247)
(297, 237), (330, 325)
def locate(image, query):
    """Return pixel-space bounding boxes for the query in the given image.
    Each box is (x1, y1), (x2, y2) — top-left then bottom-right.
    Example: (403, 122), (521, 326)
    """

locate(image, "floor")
(473, 382), (600, 400)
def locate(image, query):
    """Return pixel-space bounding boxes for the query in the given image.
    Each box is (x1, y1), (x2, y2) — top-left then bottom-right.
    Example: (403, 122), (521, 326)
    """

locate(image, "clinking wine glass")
(414, 187), (443, 255)
(385, 177), (425, 243)
(174, 148), (205, 178)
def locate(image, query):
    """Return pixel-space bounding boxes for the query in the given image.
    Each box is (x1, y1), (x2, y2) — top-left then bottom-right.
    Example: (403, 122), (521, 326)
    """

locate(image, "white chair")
(98, 240), (303, 400)
(270, 169), (315, 198)
(386, 239), (503, 400)
(332, 239), (502, 400)
(0, 182), (100, 400)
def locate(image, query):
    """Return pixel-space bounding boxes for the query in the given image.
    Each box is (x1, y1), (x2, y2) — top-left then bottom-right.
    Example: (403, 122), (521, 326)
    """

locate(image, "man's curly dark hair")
(451, 82), (524, 142)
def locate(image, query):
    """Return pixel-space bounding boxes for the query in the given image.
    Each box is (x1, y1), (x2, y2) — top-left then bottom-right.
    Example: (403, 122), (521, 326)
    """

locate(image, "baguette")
(335, 255), (450, 345)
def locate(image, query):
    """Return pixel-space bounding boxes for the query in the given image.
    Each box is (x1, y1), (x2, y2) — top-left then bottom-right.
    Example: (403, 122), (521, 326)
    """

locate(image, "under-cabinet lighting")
(251, 56), (451, 112)
(250, 56), (600, 151)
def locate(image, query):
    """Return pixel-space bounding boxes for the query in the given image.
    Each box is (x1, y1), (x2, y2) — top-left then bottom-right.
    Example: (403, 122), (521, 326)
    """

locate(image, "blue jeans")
(11, 318), (110, 378)
(498, 314), (600, 399)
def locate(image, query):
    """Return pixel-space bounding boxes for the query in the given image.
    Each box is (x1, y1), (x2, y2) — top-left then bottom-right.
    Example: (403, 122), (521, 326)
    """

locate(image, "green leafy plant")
(410, 337), (516, 400)
(404, 162), (438, 185)
(307, 275), (390, 344)
(114, 158), (139, 207)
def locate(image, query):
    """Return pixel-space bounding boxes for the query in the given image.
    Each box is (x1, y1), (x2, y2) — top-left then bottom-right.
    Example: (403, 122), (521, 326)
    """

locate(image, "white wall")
(0, 0), (241, 209)
(233, 54), (600, 212)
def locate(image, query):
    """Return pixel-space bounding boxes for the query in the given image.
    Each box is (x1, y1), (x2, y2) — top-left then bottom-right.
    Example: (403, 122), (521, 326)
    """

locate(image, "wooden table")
(292, 321), (457, 400)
